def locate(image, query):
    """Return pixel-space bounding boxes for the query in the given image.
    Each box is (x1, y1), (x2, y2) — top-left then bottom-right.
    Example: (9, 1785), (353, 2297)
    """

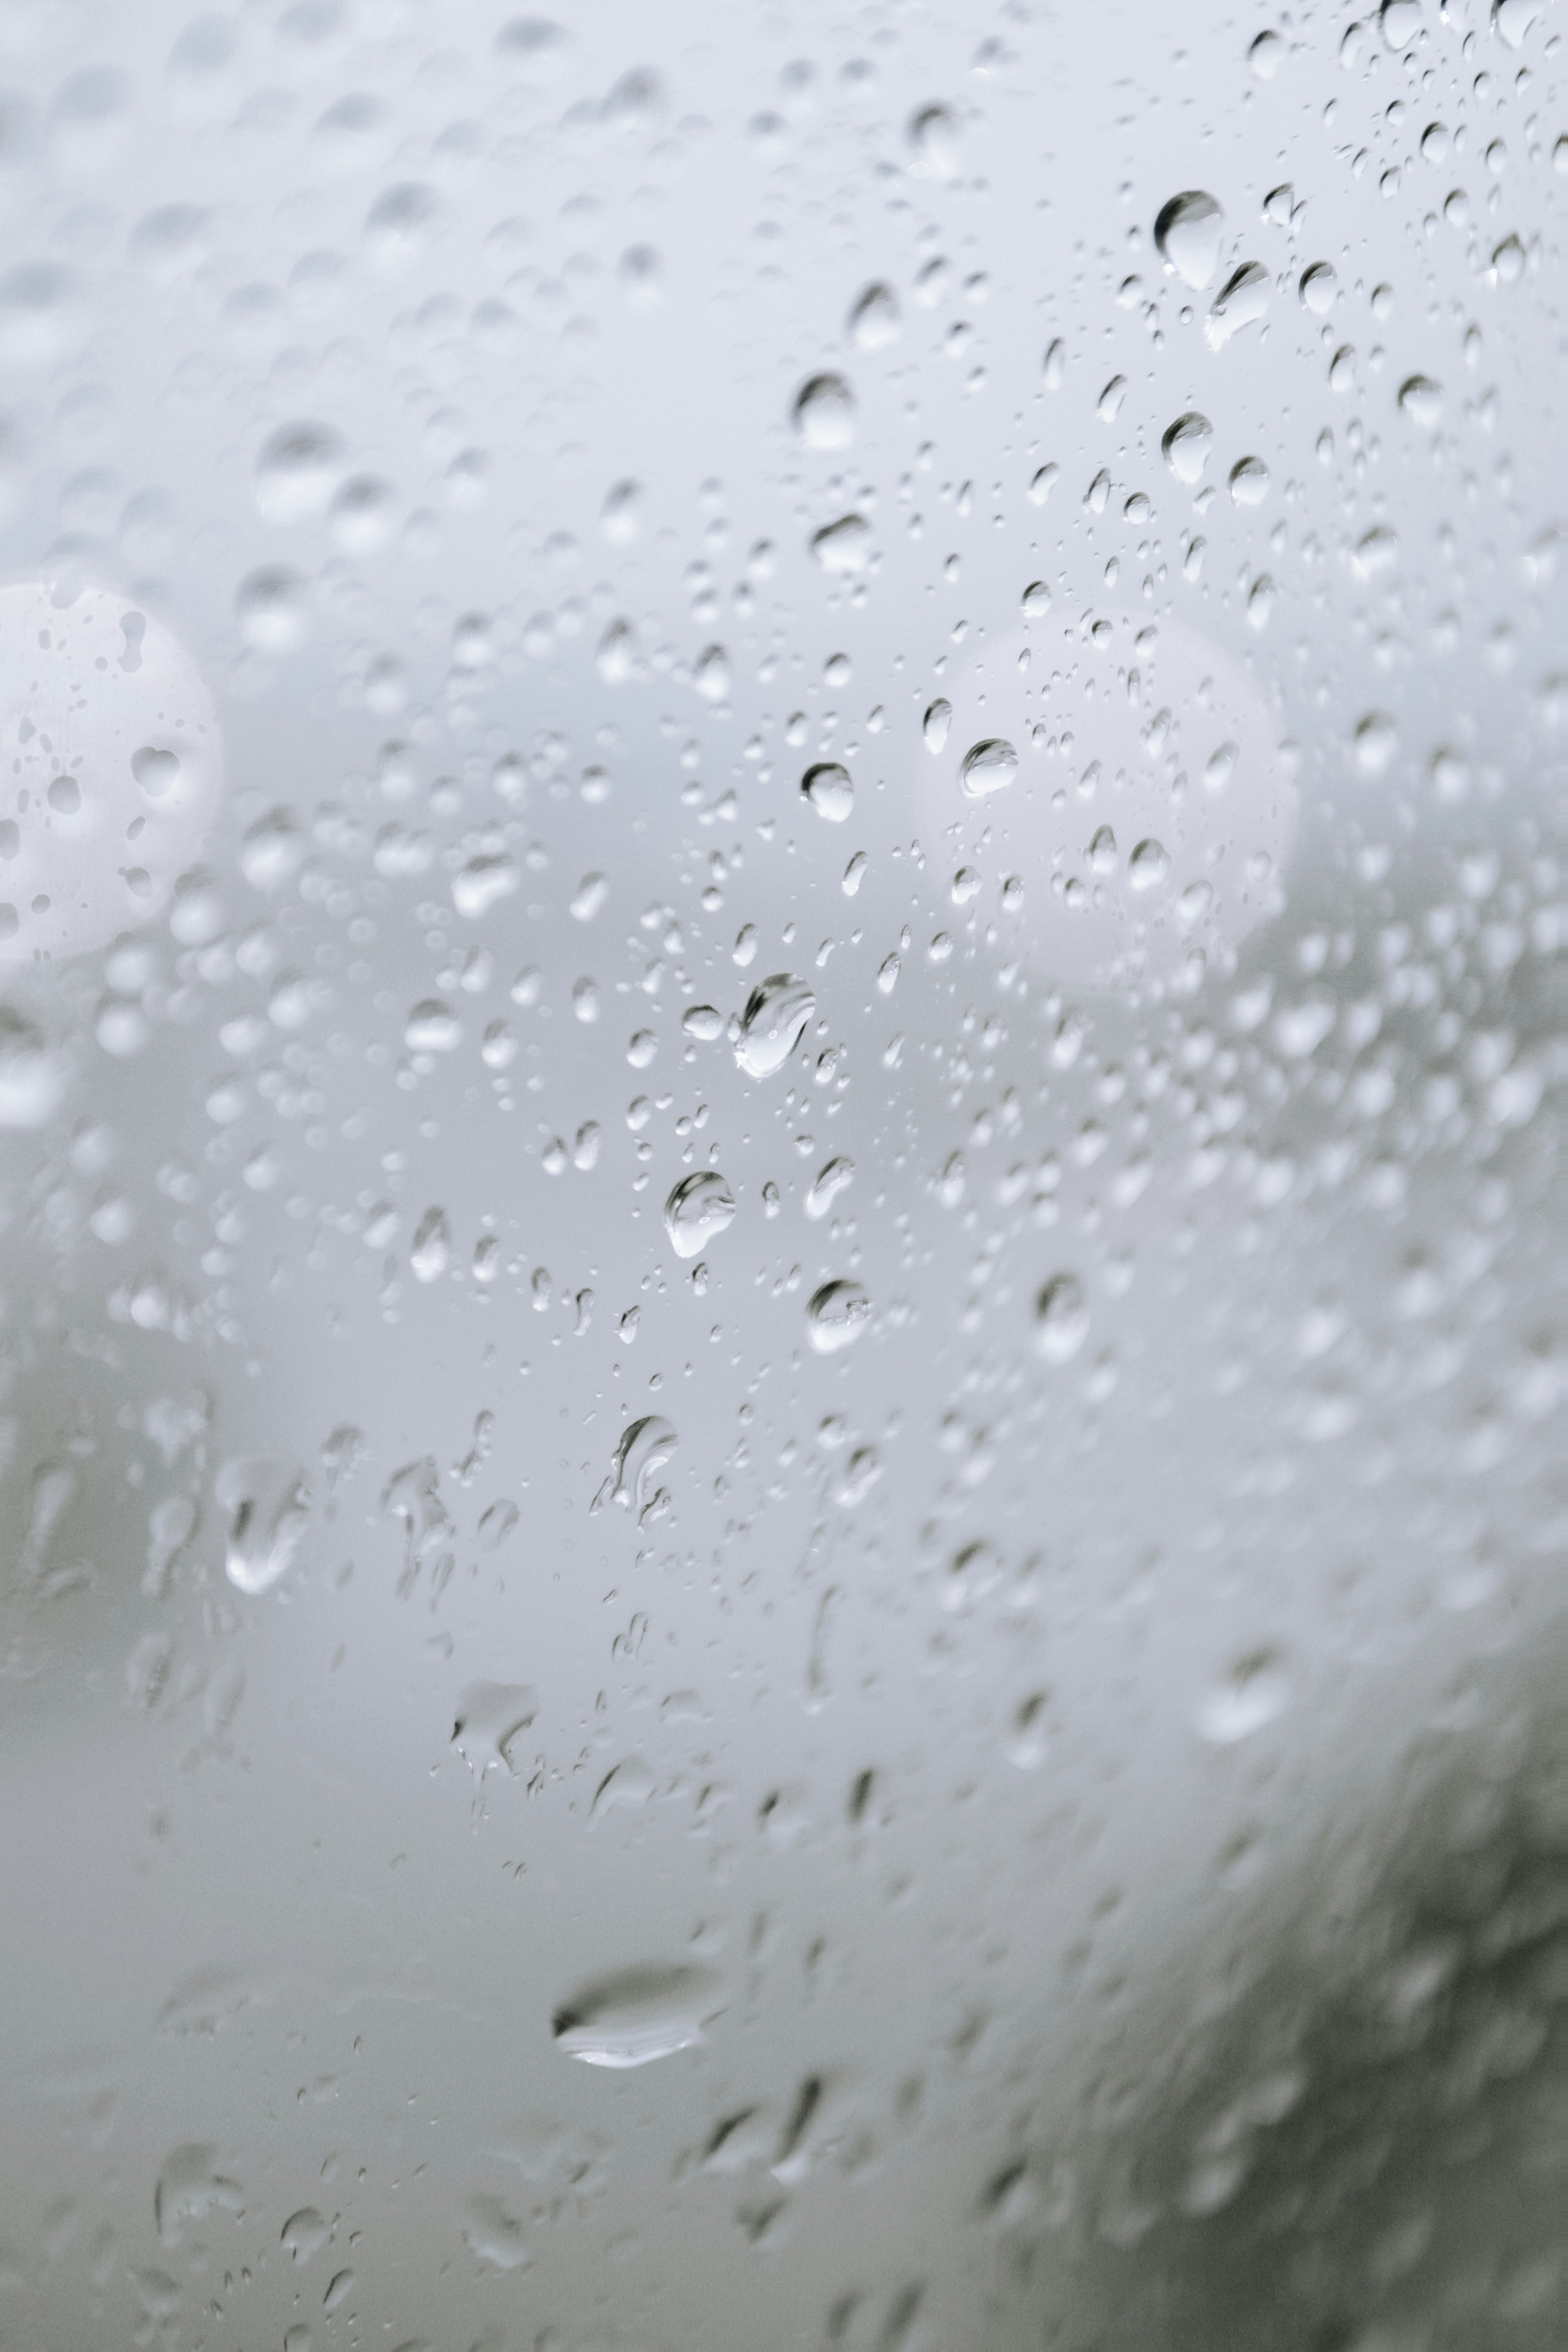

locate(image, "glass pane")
(1, 2), (1563, 2346)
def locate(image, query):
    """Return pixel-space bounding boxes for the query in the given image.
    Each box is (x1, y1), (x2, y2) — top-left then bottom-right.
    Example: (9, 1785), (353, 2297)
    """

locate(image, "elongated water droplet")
(806, 1156), (854, 1220)
(552, 1963), (721, 2068)
(923, 697), (952, 752)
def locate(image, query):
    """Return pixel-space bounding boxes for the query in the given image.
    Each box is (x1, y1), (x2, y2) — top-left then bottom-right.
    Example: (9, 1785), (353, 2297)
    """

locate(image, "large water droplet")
(959, 737), (1018, 797)
(1206, 260), (1270, 348)
(792, 372), (855, 450)
(735, 973), (814, 1078)
(809, 513), (871, 573)
(801, 761), (853, 821)
(552, 1963), (722, 2068)
(1154, 190), (1224, 289)
(1162, 412), (1214, 485)
(664, 1171), (735, 1258)
(1128, 836), (1169, 890)
(807, 1279), (870, 1353)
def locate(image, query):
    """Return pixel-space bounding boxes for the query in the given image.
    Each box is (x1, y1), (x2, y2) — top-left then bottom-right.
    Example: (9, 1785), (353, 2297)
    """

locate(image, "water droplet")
(254, 420), (345, 523)
(602, 1415), (678, 1518)
(807, 1279), (871, 1353)
(1197, 1649), (1290, 1742)
(907, 102), (961, 178)
(1096, 374), (1127, 422)
(410, 1205), (451, 1281)
(216, 1457), (310, 1596)
(693, 644), (730, 702)
(236, 566), (307, 653)
(1299, 261), (1337, 313)
(1087, 825), (1117, 875)
(1228, 455), (1270, 505)
(1162, 412), (1213, 485)
(801, 761), (853, 822)
(1206, 260), (1270, 348)
(735, 973), (814, 1078)
(682, 1003), (724, 1041)
(810, 514), (871, 573)
(155, 2144), (245, 2248)
(805, 1156), (854, 1219)
(404, 999), (460, 1053)
(451, 1682), (538, 1775)
(1398, 373), (1442, 429)
(1380, 0), (1421, 50)
(1204, 741), (1238, 792)
(792, 372), (855, 450)
(1248, 29), (1284, 75)
(131, 745), (180, 799)
(1154, 190), (1224, 289)
(664, 1170), (735, 1258)
(959, 737), (1017, 797)
(281, 2208), (329, 2265)
(1128, 837), (1169, 890)
(923, 697), (952, 752)
(1034, 1273), (1088, 1363)
(0, 1006), (67, 1127)
(1022, 579), (1050, 617)
(848, 281), (900, 348)
(1491, 232), (1525, 285)
(1354, 712), (1397, 777)
(552, 1963), (721, 2068)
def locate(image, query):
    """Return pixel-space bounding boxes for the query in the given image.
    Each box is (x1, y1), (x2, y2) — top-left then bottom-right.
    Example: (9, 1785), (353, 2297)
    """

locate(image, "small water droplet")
(1228, 456), (1270, 506)
(805, 1156), (854, 1219)
(1034, 1273), (1088, 1363)
(1197, 1649), (1290, 1742)
(923, 697), (952, 752)
(848, 281), (900, 348)
(216, 1457), (310, 1596)
(1299, 260), (1337, 314)
(1398, 373), (1442, 429)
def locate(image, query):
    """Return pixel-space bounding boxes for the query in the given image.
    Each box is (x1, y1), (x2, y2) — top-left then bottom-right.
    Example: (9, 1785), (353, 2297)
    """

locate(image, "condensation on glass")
(0, 1), (1564, 2347)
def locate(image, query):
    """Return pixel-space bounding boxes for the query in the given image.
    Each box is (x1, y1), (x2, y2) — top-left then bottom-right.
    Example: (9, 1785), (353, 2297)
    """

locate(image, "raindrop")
(604, 1415), (678, 1517)
(1035, 1273), (1088, 1363)
(1154, 190), (1224, 290)
(131, 746), (180, 798)
(664, 1171), (735, 1258)
(1398, 374), (1442, 429)
(1161, 412), (1213, 485)
(805, 1156), (854, 1219)
(810, 514), (871, 573)
(1228, 455), (1269, 505)
(1299, 261), (1337, 314)
(792, 372), (855, 450)
(1197, 1649), (1290, 1742)
(451, 1682), (538, 1775)
(1204, 741), (1238, 792)
(807, 1279), (871, 1353)
(849, 281), (900, 348)
(907, 102), (960, 178)
(1128, 837), (1169, 890)
(959, 737), (1017, 797)
(801, 761), (853, 821)
(1380, 0), (1421, 49)
(217, 1457), (310, 1596)
(1206, 260), (1270, 347)
(0, 1005), (67, 1127)
(735, 974), (814, 1078)
(923, 698), (952, 752)
(552, 1963), (721, 2068)
(1087, 826), (1117, 875)
(254, 421), (345, 524)
(1354, 712), (1397, 777)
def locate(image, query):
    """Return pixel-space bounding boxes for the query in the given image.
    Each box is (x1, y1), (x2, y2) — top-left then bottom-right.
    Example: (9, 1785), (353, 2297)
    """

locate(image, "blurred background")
(0, 1), (1564, 2346)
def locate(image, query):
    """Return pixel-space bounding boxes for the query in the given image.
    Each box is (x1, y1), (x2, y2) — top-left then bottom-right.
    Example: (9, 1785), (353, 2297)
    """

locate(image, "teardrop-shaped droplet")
(735, 973), (815, 1078)
(1154, 190), (1224, 289)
